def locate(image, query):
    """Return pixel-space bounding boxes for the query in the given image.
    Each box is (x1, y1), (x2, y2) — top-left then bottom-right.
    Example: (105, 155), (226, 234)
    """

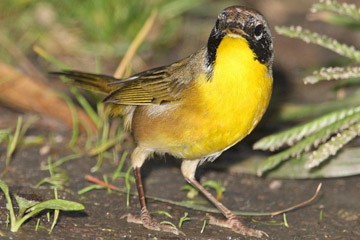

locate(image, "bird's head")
(206, 6), (273, 72)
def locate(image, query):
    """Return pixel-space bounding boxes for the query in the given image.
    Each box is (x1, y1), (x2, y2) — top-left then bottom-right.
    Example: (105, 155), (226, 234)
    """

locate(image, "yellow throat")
(180, 35), (273, 158)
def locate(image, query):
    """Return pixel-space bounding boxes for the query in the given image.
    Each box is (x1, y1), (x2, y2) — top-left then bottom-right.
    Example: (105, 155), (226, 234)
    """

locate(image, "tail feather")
(50, 71), (118, 94)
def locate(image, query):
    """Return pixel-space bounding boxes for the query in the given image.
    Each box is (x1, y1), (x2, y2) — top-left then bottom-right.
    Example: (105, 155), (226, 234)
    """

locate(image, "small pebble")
(338, 209), (359, 221)
(39, 144), (50, 155)
(269, 180), (283, 190)
(54, 134), (64, 143)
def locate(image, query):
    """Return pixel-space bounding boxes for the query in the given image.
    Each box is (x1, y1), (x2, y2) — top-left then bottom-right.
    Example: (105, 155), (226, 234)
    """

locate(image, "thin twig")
(270, 183), (322, 216)
(84, 175), (323, 217)
(85, 175), (121, 190)
(113, 10), (157, 79)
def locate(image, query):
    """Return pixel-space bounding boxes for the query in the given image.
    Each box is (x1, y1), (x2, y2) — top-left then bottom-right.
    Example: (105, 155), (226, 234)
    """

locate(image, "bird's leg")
(122, 147), (183, 235)
(181, 159), (268, 238)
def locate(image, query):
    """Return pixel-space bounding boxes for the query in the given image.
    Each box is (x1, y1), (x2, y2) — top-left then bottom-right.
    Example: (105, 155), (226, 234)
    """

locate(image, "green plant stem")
(50, 188), (59, 234)
(0, 181), (16, 230)
(89, 134), (124, 156)
(5, 116), (22, 173)
(11, 208), (44, 232)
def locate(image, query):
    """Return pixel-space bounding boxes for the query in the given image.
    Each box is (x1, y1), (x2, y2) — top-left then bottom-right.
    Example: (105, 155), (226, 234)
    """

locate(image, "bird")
(52, 5), (273, 238)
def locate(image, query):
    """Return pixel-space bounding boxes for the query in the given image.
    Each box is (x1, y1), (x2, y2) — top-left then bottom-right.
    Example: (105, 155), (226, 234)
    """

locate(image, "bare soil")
(0, 109), (359, 240)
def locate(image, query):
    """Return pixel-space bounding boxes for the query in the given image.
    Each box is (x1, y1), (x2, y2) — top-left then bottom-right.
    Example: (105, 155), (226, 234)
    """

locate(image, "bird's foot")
(121, 210), (184, 236)
(208, 215), (268, 238)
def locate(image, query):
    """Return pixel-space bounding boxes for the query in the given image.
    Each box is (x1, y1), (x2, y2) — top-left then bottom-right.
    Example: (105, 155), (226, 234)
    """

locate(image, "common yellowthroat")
(53, 6), (273, 238)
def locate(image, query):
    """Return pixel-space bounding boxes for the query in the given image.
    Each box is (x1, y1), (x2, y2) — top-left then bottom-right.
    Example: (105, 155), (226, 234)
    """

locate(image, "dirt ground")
(0, 115), (359, 240)
(1, 0), (360, 239)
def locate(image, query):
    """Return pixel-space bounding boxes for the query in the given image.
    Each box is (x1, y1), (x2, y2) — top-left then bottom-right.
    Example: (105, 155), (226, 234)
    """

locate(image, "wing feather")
(103, 56), (191, 105)
(53, 48), (206, 106)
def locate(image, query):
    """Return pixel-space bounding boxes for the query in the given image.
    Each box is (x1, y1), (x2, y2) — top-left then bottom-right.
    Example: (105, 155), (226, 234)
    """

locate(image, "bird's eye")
(254, 24), (264, 39)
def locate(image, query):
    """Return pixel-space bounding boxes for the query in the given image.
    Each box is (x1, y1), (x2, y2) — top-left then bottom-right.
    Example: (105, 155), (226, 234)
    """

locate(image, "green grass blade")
(50, 188), (59, 234)
(5, 116), (22, 173)
(51, 154), (82, 169)
(57, 93), (79, 148)
(232, 147), (360, 178)
(306, 121), (360, 169)
(32, 199), (85, 211)
(275, 26), (360, 63)
(178, 212), (190, 228)
(283, 213), (289, 228)
(311, 0), (360, 21)
(6, 116), (22, 159)
(200, 219), (207, 233)
(90, 153), (103, 173)
(0, 180), (16, 226)
(160, 221), (177, 229)
(69, 86), (101, 128)
(33, 45), (69, 70)
(125, 166), (132, 207)
(304, 66), (360, 84)
(151, 210), (173, 219)
(254, 106), (360, 151)
(14, 195), (39, 218)
(89, 134), (124, 156)
(181, 185), (199, 199)
(12, 199), (84, 232)
(112, 151), (128, 181)
(257, 110), (360, 175)
(78, 184), (105, 195)
(50, 209), (59, 234)
(35, 218), (40, 231)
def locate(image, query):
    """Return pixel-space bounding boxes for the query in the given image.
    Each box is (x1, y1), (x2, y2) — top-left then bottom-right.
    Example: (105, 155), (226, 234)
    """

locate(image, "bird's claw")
(121, 213), (185, 236)
(207, 215), (268, 238)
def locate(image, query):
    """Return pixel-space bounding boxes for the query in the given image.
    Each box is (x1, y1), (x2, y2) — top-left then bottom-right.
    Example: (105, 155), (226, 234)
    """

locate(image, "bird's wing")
(50, 71), (118, 94)
(103, 56), (192, 105)
(52, 48), (205, 106)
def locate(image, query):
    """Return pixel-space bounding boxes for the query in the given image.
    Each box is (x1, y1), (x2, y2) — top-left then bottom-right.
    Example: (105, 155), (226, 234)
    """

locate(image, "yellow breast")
(179, 35), (272, 158)
(136, 35), (272, 160)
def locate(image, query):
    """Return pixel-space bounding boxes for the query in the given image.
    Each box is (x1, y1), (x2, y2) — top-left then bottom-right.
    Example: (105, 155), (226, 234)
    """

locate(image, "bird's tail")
(50, 71), (118, 94)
